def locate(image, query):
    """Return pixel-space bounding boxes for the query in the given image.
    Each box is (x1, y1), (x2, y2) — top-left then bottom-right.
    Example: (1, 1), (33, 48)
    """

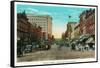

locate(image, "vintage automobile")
(39, 40), (51, 50)
(24, 45), (33, 53)
(17, 40), (25, 57)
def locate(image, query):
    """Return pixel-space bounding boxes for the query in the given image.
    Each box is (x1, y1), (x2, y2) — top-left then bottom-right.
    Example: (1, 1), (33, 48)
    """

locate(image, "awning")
(86, 37), (94, 43)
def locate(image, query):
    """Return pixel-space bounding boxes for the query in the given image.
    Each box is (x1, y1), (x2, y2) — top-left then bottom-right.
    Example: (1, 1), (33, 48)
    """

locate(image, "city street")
(17, 5), (96, 63)
(17, 44), (95, 62)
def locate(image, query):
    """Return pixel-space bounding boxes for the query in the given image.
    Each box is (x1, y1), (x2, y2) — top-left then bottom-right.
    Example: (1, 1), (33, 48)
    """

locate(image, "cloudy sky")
(17, 4), (91, 38)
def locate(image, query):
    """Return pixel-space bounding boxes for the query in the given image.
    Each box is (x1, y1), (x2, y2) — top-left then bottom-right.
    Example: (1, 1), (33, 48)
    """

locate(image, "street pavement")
(17, 44), (95, 62)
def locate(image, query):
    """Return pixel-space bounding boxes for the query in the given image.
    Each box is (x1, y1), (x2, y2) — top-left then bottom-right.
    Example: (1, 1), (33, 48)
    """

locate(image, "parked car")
(31, 42), (38, 49)
(17, 40), (25, 57)
(17, 46), (24, 57)
(24, 45), (33, 53)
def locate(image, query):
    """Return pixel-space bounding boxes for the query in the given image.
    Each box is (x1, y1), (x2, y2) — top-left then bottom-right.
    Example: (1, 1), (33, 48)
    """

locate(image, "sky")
(17, 4), (91, 39)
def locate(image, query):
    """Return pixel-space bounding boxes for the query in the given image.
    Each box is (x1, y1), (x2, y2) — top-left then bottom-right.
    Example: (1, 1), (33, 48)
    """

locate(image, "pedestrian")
(85, 44), (89, 51)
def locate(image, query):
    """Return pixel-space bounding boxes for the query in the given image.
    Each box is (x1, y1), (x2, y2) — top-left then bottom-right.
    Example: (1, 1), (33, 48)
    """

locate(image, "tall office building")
(27, 14), (52, 40)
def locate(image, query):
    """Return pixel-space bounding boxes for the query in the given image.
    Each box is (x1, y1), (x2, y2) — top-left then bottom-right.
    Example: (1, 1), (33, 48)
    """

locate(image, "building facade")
(67, 22), (77, 39)
(17, 12), (43, 44)
(64, 9), (95, 41)
(65, 22), (77, 40)
(79, 9), (95, 35)
(85, 9), (95, 35)
(74, 23), (81, 38)
(17, 12), (30, 41)
(27, 15), (52, 40)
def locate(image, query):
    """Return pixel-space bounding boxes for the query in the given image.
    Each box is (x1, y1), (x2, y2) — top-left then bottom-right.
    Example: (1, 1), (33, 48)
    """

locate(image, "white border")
(14, 1), (97, 66)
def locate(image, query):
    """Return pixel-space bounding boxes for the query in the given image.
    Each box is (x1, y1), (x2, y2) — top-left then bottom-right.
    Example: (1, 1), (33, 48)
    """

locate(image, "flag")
(69, 15), (71, 18)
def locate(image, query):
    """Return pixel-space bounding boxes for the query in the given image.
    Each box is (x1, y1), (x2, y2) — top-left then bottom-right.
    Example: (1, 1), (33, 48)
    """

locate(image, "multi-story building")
(17, 12), (30, 41)
(85, 9), (95, 35)
(65, 22), (77, 40)
(79, 11), (86, 35)
(65, 9), (95, 41)
(17, 12), (43, 44)
(79, 9), (95, 35)
(74, 23), (81, 38)
(27, 14), (52, 40)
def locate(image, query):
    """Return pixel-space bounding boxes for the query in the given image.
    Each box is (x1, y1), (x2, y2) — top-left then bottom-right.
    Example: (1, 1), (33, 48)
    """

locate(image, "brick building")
(17, 12), (43, 44)
(79, 9), (95, 35)
(17, 12), (30, 41)
(85, 9), (95, 35)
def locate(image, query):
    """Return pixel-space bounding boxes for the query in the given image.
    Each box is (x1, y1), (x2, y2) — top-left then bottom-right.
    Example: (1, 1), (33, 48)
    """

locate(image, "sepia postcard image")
(12, 1), (98, 66)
